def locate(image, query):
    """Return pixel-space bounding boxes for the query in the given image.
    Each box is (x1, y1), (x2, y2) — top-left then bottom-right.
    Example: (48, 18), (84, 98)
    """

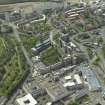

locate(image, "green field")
(0, 34), (29, 96)
(0, 38), (6, 58)
(41, 47), (61, 65)
(0, 36), (15, 66)
(20, 33), (38, 57)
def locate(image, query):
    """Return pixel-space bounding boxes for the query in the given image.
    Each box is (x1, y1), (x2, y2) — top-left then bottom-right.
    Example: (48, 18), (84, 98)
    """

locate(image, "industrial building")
(62, 74), (83, 90)
(43, 78), (69, 102)
(79, 64), (101, 91)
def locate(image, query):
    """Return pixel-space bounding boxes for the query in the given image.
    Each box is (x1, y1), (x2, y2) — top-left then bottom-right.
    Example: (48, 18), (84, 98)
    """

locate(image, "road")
(1, 1), (105, 104)
(11, 24), (33, 67)
(50, 28), (105, 105)
(71, 27), (105, 105)
(0, 19), (33, 105)
(5, 24), (34, 105)
(0, 2), (64, 13)
(0, 1), (64, 104)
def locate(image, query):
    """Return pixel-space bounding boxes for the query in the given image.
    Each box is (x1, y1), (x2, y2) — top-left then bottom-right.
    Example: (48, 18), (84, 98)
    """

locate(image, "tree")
(68, 102), (80, 105)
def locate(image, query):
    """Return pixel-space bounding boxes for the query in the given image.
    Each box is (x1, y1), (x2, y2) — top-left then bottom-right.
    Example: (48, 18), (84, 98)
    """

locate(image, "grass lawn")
(0, 54), (21, 96)
(41, 47), (61, 65)
(68, 95), (89, 105)
(20, 34), (37, 49)
(20, 33), (38, 56)
(68, 102), (80, 105)
(102, 44), (105, 58)
(32, 21), (51, 38)
(0, 38), (6, 58)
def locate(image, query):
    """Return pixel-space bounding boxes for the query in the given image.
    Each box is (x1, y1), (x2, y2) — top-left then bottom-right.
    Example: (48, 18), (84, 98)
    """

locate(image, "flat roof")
(16, 93), (37, 105)
(70, 42), (76, 47)
(64, 75), (72, 80)
(43, 78), (68, 101)
(46, 82), (67, 96)
(74, 74), (82, 84)
(63, 82), (75, 87)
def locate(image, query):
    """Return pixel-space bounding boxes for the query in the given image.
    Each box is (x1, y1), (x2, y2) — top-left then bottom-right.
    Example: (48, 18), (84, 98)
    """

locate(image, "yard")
(20, 33), (38, 56)
(40, 47), (61, 65)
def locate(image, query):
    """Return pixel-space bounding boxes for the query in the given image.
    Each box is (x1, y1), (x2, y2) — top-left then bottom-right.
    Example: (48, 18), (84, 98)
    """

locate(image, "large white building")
(63, 74), (83, 90)
(16, 93), (37, 105)
(74, 74), (82, 85)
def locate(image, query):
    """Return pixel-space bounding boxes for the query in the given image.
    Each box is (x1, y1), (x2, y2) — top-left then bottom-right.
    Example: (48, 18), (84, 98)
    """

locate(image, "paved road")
(7, 24), (33, 104)
(71, 27), (105, 105)
(0, 2), (64, 13)
(6, 24), (34, 105)
(0, 2), (64, 104)
(0, 20), (33, 105)
(11, 24), (33, 67)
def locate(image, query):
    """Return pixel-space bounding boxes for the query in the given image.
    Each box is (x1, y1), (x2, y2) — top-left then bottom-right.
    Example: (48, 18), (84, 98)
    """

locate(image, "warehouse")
(79, 64), (101, 91)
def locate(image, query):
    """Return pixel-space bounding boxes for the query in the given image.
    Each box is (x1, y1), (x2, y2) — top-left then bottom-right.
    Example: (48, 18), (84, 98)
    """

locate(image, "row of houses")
(65, 7), (85, 18)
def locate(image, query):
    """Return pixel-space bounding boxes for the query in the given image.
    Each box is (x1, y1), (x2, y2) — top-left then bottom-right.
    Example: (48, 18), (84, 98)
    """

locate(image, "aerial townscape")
(1, 0), (105, 105)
